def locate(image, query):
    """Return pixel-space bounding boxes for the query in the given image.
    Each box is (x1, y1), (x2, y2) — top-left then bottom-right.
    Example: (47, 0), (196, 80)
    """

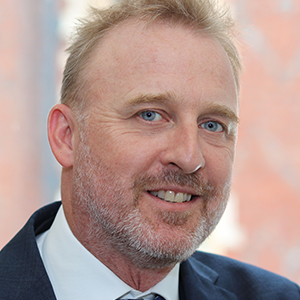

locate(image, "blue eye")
(140, 111), (162, 122)
(201, 121), (224, 132)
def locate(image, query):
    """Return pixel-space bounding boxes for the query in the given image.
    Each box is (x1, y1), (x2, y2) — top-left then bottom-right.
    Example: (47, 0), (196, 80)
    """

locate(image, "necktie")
(120, 295), (165, 300)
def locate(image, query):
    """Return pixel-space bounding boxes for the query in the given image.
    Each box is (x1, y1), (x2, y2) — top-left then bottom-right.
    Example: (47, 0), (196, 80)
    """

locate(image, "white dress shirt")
(37, 206), (179, 300)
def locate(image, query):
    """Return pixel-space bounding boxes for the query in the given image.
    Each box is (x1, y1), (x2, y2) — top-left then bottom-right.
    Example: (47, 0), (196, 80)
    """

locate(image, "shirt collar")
(37, 206), (179, 300)
(119, 264), (179, 300)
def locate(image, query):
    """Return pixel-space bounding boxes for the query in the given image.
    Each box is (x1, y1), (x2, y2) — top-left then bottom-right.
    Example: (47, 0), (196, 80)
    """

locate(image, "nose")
(160, 124), (205, 174)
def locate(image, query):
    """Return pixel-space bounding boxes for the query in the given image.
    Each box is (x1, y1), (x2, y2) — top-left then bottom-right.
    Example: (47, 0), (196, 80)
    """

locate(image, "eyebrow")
(202, 103), (239, 124)
(124, 92), (239, 124)
(123, 92), (177, 107)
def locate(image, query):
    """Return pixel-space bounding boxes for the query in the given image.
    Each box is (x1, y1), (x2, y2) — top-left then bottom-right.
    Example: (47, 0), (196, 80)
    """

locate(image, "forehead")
(84, 18), (237, 111)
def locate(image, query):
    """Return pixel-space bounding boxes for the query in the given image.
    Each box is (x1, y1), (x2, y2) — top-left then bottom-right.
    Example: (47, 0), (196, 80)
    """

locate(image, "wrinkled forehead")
(80, 18), (237, 115)
(85, 18), (235, 82)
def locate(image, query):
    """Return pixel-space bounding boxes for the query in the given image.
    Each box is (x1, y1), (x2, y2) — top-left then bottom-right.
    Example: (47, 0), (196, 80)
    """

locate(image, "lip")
(147, 186), (199, 203)
(150, 190), (192, 202)
(145, 190), (200, 212)
(147, 185), (199, 196)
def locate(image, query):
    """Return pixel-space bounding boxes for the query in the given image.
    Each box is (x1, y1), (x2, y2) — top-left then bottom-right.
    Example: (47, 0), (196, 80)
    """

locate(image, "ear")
(47, 104), (76, 168)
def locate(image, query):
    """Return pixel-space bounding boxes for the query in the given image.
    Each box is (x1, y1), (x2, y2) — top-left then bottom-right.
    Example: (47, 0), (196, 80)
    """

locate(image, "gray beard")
(71, 131), (230, 269)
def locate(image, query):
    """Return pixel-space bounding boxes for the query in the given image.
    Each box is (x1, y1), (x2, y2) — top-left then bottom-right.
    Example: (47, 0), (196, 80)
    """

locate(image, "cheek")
(91, 133), (163, 176)
(204, 146), (235, 184)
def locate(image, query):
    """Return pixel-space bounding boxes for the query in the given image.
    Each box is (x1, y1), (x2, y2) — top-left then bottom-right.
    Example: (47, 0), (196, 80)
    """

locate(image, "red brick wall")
(0, 0), (59, 247)
(229, 0), (300, 283)
(0, 0), (45, 246)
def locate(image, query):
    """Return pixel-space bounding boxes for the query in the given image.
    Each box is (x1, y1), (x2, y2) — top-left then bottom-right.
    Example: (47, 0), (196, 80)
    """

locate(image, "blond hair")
(61, 0), (241, 113)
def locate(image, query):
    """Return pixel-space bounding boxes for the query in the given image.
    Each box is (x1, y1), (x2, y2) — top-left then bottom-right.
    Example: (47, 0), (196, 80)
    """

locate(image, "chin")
(117, 211), (221, 270)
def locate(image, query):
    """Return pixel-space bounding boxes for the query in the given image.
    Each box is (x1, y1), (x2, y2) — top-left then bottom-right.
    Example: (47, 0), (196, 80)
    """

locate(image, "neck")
(65, 207), (175, 291)
(88, 245), (175, 291)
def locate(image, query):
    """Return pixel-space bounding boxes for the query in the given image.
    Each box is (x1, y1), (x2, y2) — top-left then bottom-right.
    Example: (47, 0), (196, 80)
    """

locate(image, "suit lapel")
(0, 202), (60, 300)
(179, 256), (238, 300)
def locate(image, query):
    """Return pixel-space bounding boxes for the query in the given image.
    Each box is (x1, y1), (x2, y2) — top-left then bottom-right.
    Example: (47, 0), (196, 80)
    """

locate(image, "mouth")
(148, 190), (195, 203)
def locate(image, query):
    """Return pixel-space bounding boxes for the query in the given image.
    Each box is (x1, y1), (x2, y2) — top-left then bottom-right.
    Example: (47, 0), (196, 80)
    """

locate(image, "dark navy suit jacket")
(0, 202), (300, 300)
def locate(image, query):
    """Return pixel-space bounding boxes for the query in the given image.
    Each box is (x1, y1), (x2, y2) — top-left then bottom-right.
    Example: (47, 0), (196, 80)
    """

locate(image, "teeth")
(165, 190), (175, 201)
(149, 190), (193, 203)
(158, 190), (165, 199)
(174, 192), (183, 202)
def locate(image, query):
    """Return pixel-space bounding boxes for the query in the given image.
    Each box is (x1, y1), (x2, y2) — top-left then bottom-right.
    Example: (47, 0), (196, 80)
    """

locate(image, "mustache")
(133, 169), (216, 200)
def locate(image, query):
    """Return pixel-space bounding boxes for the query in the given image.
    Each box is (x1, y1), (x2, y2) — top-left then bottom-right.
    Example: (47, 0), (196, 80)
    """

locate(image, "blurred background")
(0, 0), (299, 284)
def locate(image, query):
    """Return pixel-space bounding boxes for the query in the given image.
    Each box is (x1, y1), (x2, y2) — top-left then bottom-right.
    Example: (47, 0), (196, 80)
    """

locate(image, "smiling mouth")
(149, 190), (194, 203)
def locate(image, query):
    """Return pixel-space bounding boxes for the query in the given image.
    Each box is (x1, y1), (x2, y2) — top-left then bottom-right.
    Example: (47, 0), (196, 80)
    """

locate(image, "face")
(71, 20), (238, 269)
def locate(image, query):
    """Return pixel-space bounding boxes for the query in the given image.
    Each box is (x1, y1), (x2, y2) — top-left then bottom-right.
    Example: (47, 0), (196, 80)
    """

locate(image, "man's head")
(48, 0), (240, 272)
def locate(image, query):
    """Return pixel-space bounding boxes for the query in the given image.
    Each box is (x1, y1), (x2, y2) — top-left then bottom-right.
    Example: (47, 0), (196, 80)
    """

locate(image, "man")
(0, 0), (299, 299)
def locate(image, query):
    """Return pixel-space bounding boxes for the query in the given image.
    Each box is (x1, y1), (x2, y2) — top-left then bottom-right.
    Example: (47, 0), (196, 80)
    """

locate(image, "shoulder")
(0, 202), (60, 300)
(186, 251), (300, 299)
